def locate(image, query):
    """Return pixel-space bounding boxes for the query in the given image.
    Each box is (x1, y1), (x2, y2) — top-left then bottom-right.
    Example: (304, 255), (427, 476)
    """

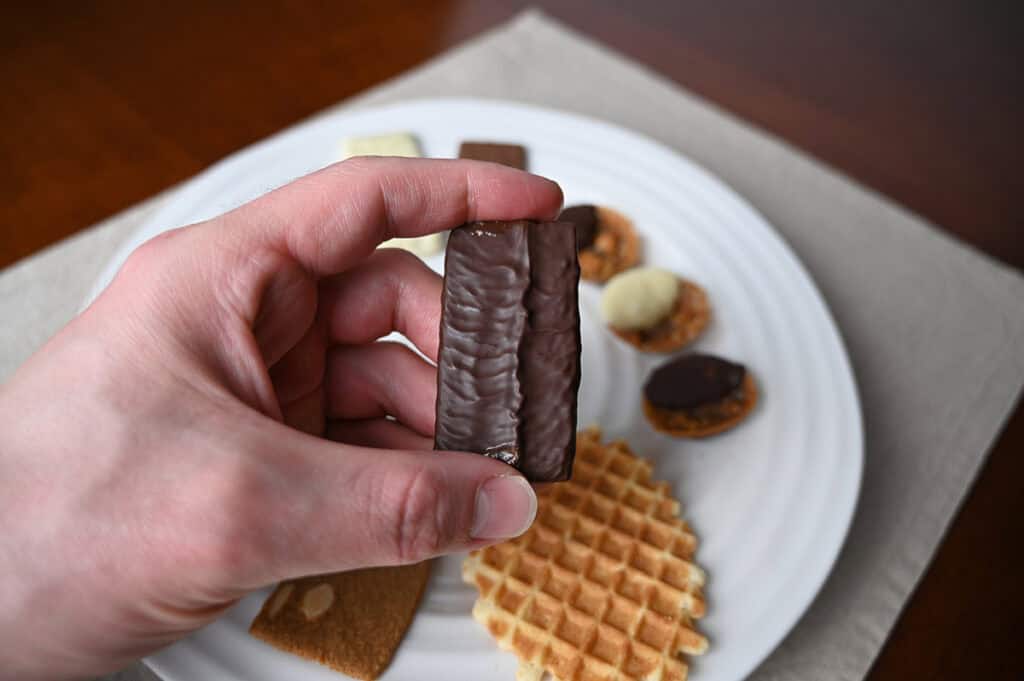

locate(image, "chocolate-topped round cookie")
(559, 204), (598, 251)
(558, 204), (640, 282)
(644, 354), (745, 410)
(642, 353), (757, 438)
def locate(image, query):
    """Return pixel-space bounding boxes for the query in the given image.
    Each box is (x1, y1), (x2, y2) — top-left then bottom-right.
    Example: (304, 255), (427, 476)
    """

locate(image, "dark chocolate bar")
(457, 142), (527, 170)
(434, 221), (581, 482)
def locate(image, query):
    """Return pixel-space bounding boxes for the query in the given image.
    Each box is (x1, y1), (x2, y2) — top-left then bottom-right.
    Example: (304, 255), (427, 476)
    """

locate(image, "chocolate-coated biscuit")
(434, 221), (581, 482)
(642, 354), (757, 437)
(559, 204), (599, 251)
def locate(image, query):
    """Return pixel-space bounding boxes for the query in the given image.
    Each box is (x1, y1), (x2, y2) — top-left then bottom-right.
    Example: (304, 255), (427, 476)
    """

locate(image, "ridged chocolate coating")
(435, 223), (530, 466)
(519, 224), (582, 481)
(434, 221), (581, 481)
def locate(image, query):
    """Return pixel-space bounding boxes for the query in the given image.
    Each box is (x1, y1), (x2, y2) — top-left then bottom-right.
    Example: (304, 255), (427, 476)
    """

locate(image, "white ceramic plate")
(86, 98), (862, 681)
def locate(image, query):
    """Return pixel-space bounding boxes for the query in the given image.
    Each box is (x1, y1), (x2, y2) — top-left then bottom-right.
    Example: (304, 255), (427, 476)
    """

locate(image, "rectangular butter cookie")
(250, 562), (431, 680)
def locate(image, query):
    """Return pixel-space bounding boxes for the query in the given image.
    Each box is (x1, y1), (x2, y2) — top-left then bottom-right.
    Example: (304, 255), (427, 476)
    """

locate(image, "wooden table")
(3, 2), (1021, 679)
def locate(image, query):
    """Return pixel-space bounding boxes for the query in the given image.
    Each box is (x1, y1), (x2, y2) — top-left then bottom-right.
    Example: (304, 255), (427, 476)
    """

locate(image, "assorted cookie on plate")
(339, 131), (421, 160)
(560, 204), (641, 282)
(463, 428), (709, 681)
(601, 266), (710, 353)
(458, 140), (528, 170)
(250, 563), (431, 680)
(252, 134), (758, 680)
(643, 353), (758, 438)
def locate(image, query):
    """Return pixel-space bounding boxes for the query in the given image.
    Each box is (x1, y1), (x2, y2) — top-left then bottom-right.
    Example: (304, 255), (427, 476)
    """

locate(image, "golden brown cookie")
(642, 354), (757, 437)
(249, 562), (431, 680)
(561, 204), (641, 282)
(608, 277), (710, 353)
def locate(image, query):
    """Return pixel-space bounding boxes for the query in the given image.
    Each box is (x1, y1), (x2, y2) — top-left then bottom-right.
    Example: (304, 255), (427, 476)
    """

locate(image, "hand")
(0, 157), (563, 680)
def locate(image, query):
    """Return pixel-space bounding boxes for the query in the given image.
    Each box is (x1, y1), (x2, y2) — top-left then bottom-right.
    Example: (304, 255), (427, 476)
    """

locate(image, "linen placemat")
(2, 10), (1021, 681)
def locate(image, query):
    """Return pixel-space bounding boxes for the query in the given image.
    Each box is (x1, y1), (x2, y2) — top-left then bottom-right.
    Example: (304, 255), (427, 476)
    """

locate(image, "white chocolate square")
(340, 132), (421, 160)
(379, 233), (446, 258)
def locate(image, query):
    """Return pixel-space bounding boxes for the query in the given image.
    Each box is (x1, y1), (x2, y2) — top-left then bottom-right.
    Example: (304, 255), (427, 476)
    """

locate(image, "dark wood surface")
(2, 2), (1022, 679)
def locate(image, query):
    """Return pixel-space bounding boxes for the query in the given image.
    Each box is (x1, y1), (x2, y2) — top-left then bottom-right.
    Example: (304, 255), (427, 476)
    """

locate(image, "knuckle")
(372, 246), (435, 298)
(125, 230), (177, 270)
(115, 229), (191, 291)
(388, 467), (452, 563)
(194, 524), (263, 592)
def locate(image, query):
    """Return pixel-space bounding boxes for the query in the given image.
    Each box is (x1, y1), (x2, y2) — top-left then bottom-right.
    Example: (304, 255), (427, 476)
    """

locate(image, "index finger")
(223, 156), (564, 277)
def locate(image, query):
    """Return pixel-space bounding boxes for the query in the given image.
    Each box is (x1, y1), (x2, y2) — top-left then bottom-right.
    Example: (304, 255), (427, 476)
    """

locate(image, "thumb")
(242, 429), (538, 586)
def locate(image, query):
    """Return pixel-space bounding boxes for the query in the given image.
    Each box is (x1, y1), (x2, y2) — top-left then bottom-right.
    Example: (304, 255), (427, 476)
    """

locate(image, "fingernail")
(471, 475), (538, 540)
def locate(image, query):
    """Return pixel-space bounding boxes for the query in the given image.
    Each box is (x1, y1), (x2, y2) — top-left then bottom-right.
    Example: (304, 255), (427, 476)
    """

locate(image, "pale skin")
(0, 157), (564, 680)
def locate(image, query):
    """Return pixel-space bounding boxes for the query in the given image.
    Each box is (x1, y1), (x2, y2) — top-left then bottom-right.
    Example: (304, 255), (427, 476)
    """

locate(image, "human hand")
(0, 157), (563, 680)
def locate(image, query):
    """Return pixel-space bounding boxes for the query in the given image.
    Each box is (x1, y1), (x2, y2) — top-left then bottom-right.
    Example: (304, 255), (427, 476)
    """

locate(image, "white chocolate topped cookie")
(601, 267), (680, 330)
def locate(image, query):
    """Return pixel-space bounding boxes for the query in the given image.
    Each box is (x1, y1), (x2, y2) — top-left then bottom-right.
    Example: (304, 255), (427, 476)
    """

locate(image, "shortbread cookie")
(250, 562), (431, 680)
(643, 354), (757, 437)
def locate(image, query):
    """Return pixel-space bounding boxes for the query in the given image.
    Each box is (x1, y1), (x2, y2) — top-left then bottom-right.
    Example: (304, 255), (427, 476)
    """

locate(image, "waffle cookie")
(463, 429), (708, 681)
(250, 562), (431, 680)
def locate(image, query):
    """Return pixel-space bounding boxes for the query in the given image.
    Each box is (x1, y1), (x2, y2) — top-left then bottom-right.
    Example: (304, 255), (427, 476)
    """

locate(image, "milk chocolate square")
(458, 142), (527, 170)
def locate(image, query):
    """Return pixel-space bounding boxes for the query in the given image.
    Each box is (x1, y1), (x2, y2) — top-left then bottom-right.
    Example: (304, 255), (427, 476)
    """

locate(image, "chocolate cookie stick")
(434, 221), (581, 482)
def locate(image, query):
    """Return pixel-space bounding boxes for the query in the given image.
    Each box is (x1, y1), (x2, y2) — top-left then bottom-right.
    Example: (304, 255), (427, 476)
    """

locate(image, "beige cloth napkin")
(3, 10), (1021, 681)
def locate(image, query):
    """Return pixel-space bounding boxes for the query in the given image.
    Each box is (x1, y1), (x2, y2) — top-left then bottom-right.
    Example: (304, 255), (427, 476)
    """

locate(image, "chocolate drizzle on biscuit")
(644, 354), (746, 411)
(559, 204), (598, 251)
